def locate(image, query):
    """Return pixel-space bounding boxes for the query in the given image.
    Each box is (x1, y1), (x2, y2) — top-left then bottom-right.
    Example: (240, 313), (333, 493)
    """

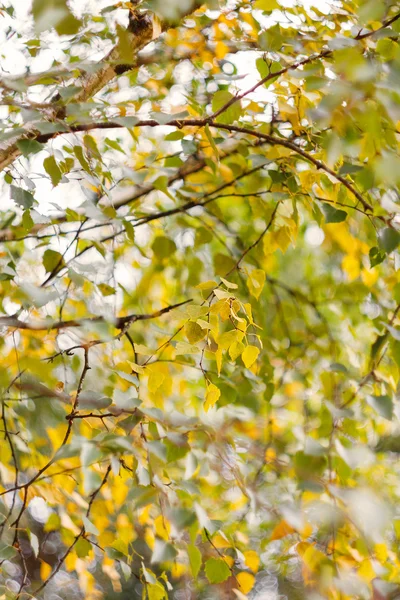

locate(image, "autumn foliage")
(1, 0), (400, 599)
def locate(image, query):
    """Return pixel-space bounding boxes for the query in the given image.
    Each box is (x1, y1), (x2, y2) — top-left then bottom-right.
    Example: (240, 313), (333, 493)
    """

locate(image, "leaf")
(204, 383), (221, 412)
(146, 583), (167, 600)
(185, 321), (206, 344)
(82, 516), (99, 535)
(43, 155), (62, 186)
(120, 561), (131, 581)
(17, 139), (43, 157)
(32, 0), (81, 34)
(321, 203), (347, 223)
(43, 249), (64, 273)
(205, 558), (231, 584)
(151, 539), (178, 563)
(78, 392), (112, 410)
(10, 185), (35, 208)
(236, 572), (255, 594)
(205, 124), (219, 161)
(123, 219), (135, 242)
(116, 23), (135, 63)
(212, 90), (242, 124)
(73, 145), (90, 172)
(378, 228), (400, 254)
(270, 519), (295, 540)
(247, 269), (266, 300)
(0, 543), (18, 560)
(188, 545), (202, 578)
(244, 550), (260, 573)
(105, 137), (125, 154)
(367, 395), (393, 420)
(152, 236), (176, 259)
(98, 283), (116, 296)
(242, 345), (260, 369)
(27, 530), (39, 557)
(229, 341), (245, 361)
(253, 0), (279, 9)
(75, 538), (92, 558)
(369, 246), (386, 267)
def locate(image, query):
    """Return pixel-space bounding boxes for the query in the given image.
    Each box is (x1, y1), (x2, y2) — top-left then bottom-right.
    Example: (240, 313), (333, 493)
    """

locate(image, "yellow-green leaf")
(242, 345), (260, 369)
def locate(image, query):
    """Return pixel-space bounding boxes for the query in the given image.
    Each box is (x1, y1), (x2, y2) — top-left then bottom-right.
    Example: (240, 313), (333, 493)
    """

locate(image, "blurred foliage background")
(1, 0), (400, 598)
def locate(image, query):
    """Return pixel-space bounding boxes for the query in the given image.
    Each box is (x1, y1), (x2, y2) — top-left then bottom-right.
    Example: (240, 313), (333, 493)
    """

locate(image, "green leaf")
(151, 539), (178, 563)
(120, 561), (131, 581)
(188, 545), (202, 578)
(321, 203), (347, 223)
(369, 246), (386, 268)
(0, 543), (18, 560)
(256, 58), (282, 85)
(10, 185), (35, 208)
(116, 23), (135, 64)
(378, 228), (400, 254)
(98, 283), (116, 296)
(73, 145), (90, 172)
(16, 139), (43, 157)
(22, 210), (34, 231)
(152, 236), (177, 259)
(123, 219), (135, 242)
(78, 392), (112, 410)
(212, 90), (242, 124)
(105, 137), (125, 154)
(75, 538), (92, 558)
(367, 395), (393, 420)
(165, 438), (190, 462)
(43, 155), (62, 186)
(43, 249), (64, 273)
(205, 558), (231, 584)
(82, 516), (99, 535)
(32, 0), (81, 34)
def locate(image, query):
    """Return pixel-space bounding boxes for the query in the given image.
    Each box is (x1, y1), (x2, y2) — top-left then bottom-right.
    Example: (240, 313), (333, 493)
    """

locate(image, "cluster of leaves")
(1, 0), (400, 598)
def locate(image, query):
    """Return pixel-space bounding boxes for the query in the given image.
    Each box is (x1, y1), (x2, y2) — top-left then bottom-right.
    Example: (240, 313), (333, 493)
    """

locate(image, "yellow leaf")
(274, 226), (292, 253)
(65, 551), (77, 571)
(155, 515), (171, 541)
(357, 559), (375, 582)
(244, 550), (260, 573)
(270, 519), (295, 540)
(374, 543), (388, 563)
(133, 344), (153, 355)
(185, 321), (206, 344)
(212, 534), (231, 548)
(204, 383), (221, 411)
(253, 0), (279, 9)
(217, 330), (238, 350)
(147, 363), (172, 394)
(215, 348), (223, 376)
(297, 542), (327, 573)
(229, 341), (245, 361)
(40, 560), (52, 581)
(127, 361), (145, 374)
(342, 253), (360, 281)
(196, 280), (218, 290)
(242, 345), (260, 369)
(220, 277), (238, 289)
(243, 303), (254, 325)
(215, 41), (229, 59)
(247, 269), (266, 300)
(237, 572), (255, 594)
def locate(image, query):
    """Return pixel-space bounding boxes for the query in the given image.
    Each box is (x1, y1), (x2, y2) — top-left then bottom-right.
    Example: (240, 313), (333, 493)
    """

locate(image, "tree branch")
(0, 4), (203, 172)
(0, 299), (191, 332)
(9, 117), (371, 211)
